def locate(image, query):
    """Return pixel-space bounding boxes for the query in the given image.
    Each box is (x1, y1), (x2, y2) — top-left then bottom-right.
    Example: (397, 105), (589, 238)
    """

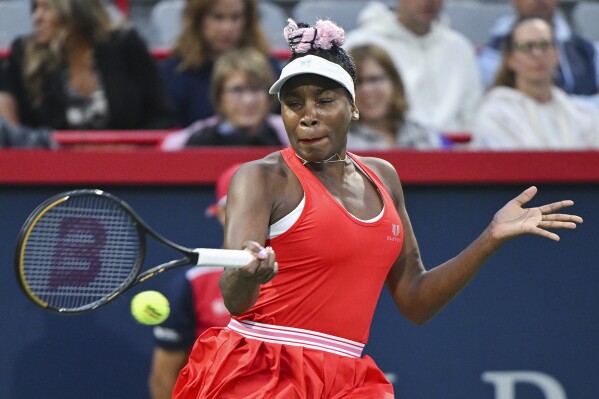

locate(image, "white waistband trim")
(226, 319), (364, 358)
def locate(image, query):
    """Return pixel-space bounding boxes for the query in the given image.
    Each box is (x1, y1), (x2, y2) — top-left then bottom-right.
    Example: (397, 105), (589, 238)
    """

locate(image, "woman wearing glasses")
(172, 47), (287, 147)
(471, 16), (599, 150)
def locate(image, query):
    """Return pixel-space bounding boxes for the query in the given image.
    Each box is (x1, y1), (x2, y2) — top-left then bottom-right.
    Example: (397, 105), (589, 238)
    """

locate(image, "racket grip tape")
(194, 248), (254, 268)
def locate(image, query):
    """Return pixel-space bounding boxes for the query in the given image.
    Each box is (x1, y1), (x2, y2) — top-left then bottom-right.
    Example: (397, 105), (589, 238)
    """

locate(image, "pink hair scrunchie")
(283, 18), (345, 54)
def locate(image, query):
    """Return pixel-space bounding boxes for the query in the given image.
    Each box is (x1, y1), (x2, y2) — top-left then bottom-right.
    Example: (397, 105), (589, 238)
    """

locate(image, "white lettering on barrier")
(482, 371), (567, 399)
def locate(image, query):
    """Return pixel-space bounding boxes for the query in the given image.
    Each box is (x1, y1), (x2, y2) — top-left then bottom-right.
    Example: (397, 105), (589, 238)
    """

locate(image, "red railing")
(150, 47), (292, 61)
(53, 130), (171, 148)
(50, 129), (472, 150)
(2, 146), (599, 185)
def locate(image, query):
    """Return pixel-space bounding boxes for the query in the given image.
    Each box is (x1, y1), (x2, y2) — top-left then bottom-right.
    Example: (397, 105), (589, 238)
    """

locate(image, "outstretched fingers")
(527, 225), (561, 241)
(538, 220), (578, 230)
(538, 200), (583, 227)
(495, 188), (582, 242)
(511, 186), (538, 207)
(533, 203), (583, 240)
(540, 212), (583, 227)
(538, 199), (576, 214)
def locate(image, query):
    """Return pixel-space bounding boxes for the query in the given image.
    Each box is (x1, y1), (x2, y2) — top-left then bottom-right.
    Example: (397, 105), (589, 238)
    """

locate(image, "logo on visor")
(299, 59), (313, 69)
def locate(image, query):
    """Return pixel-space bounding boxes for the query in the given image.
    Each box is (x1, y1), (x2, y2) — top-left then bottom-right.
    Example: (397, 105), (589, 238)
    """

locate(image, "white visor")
(269, 55), (355, 102)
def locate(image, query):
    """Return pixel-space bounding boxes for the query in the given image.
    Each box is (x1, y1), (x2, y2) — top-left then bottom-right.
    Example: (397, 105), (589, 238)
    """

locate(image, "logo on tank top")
(387, 224), (402, 242)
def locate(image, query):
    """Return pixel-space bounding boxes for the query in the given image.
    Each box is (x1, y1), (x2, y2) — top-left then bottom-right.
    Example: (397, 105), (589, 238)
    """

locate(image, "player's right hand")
(239, 241), (278, 284)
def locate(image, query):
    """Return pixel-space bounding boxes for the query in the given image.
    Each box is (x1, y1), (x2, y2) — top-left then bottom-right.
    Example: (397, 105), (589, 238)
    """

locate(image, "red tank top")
(235, 147), (403, 343)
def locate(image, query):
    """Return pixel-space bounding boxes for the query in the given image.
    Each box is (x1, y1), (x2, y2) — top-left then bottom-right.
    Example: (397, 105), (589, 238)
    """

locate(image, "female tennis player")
(172, 19), (583, 399)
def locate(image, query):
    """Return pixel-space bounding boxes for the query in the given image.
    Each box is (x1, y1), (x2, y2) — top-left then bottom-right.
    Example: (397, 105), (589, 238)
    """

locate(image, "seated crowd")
(0, 0), (598, 150)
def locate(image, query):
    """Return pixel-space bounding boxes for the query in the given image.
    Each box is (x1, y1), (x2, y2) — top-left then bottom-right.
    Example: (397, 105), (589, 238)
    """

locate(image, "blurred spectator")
(161, 47), (288, 149)
(160, 0), (282, 128)
(344, 0), (482, 133)
(471, 17), (599, 150)
(0, 54), (6, 89)
(347, 44), (442, 150)
(0, 116), (55, 148)
(478, 0), (599, 101)
(0, 0), (175, 130)
(149, 163), (240, 399)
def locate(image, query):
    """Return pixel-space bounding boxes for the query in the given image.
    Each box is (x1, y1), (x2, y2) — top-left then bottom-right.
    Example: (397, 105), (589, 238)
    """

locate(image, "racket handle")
(194, 248), (254, 268)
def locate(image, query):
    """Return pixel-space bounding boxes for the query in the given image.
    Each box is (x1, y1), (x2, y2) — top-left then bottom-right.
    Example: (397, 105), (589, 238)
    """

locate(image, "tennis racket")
(15, 189), (253, 314)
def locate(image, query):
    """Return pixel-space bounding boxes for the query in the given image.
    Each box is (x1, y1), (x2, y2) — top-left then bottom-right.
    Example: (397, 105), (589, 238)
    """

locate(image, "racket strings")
(21, 195), (142, 311)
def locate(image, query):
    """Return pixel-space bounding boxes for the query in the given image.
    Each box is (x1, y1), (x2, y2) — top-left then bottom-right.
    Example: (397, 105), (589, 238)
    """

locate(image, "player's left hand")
(489, 186), (583, 242)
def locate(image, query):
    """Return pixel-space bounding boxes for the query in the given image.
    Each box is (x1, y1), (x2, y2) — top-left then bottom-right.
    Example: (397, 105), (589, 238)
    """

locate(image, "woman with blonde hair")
(0, 0), (175, 130)
(160, 0), (282, 127)
(160, 47), (288, 149)
(471, 16), (599, 149)
(347, 44), (442, 150)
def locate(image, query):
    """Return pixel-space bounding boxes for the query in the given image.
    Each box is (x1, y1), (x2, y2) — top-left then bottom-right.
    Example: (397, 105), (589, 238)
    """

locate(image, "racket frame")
(14, 189), (197, 313)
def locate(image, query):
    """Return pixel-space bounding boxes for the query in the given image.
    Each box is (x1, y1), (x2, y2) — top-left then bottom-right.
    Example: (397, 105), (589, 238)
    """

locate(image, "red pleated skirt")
(172, 327), (395, 399)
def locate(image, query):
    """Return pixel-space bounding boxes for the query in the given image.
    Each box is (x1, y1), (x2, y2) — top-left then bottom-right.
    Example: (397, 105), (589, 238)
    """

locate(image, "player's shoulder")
(235, 151), (285, 176)
(231, 151), (289, 191)
(353, 154), (403, 199)
(354, 154), (398, 179)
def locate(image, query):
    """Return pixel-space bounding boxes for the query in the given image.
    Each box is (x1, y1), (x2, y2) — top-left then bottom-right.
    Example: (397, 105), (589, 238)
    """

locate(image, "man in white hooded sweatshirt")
(344, 0), (482, 134)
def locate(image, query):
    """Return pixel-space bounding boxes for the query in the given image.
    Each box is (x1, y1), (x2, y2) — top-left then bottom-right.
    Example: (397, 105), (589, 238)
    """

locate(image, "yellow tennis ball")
(130, 290), (170, 325)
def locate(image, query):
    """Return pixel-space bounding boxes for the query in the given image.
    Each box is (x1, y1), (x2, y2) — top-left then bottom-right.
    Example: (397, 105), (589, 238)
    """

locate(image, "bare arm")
(370, 160), (583, 325)
(387, 203), (501, 325)
(219, 159), (281, 315)
(148, 347), (189, 399)
(0, 92), (19, 125)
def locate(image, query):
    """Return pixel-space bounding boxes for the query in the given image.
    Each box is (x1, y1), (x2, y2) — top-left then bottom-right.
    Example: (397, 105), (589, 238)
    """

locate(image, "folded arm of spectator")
(0, 117), (56, 148)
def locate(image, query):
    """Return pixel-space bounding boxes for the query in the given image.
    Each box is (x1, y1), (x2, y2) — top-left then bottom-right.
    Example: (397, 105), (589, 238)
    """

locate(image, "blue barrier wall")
(1, 184), (597, 399)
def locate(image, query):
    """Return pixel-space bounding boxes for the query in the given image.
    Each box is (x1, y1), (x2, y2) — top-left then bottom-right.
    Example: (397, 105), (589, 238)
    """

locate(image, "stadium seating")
(0, 1), (31, 49)
(148, 0), (185, 48)
(292, 0), (371, 32)
(259, 1), (290, 50)
(572, 1), (599, 42)
(443, 1), (513, 47)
